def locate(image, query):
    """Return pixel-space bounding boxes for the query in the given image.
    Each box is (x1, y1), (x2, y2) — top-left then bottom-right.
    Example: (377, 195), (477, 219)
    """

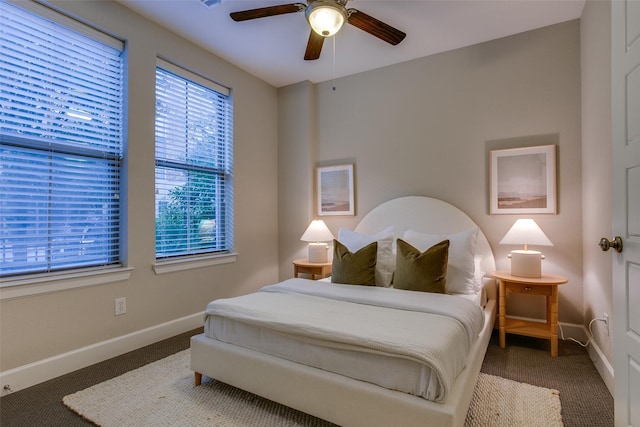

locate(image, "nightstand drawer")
(507, 282), (552, 296)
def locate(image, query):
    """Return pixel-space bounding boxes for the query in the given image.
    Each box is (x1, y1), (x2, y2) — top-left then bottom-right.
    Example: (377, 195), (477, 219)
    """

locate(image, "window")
(0, 0), (125, 278)
(155, 60), (233, 261)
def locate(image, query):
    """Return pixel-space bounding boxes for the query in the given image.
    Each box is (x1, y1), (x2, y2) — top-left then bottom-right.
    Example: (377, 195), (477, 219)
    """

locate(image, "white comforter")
(205, 278), (484, 402)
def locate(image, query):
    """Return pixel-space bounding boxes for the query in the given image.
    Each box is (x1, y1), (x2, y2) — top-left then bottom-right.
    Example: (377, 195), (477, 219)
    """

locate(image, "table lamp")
(300, 220), (334, 263)
(499, 218), (553, 278)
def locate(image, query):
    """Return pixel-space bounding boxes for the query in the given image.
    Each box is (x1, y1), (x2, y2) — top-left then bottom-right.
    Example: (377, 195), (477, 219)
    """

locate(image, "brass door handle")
(599, 236), (623, 253)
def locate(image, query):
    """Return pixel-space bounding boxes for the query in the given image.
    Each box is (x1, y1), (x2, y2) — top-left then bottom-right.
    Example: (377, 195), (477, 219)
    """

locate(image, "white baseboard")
(585, 328), (614, 396)
(0, 312), (204, 396)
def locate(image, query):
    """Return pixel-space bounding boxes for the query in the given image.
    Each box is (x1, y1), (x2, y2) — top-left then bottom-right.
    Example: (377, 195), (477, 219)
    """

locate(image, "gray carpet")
(0, 329), (614, 426)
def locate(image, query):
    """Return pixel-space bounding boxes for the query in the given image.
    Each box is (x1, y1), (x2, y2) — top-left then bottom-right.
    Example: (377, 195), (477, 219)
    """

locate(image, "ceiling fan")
(230, 0), (406, 60)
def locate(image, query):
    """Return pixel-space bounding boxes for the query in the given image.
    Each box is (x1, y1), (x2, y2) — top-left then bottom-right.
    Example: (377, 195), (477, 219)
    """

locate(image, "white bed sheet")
(204, 279), (486, 401)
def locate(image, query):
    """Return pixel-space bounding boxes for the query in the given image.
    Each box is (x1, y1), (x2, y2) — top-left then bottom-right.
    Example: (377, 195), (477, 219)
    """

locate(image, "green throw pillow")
(331, 239), (377, 286)
(393, 239), (449, 293)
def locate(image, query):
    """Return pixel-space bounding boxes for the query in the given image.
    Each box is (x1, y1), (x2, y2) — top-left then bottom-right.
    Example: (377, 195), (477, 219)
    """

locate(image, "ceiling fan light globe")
(306, 3), (347, 37)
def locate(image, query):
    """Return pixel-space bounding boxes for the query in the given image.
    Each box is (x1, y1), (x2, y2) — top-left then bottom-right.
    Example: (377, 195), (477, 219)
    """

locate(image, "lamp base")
(308, 243), (329, 263)
(509, 250), (542, 278)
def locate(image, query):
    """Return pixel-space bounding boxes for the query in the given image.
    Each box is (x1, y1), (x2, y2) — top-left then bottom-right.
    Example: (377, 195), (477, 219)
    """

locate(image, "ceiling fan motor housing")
(305, 0), (349, 37)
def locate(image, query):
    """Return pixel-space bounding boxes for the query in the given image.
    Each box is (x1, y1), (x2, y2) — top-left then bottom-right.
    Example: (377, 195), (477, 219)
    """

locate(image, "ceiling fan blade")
(347, 9), (406, 45)
(230, 3), (305, 22)
(304, 30), (324, 60)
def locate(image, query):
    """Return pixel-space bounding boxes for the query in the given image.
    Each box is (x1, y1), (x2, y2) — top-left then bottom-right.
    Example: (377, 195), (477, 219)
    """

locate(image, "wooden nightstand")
(293, 259), (332, 280)
(491, 270), (568, 357)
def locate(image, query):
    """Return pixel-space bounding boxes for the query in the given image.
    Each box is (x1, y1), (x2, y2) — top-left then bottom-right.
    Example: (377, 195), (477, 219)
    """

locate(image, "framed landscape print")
(490, 145), (557, 214)
(317, 164), (355, 216)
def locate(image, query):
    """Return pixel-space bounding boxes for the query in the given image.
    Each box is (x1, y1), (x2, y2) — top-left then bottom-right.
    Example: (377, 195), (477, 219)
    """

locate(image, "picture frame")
(490, 145), (557, 214)
(317, 164), (355, 216)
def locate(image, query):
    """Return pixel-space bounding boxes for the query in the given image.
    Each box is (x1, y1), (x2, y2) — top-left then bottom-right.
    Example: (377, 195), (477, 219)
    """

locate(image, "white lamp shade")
(300, 220), (334, 243)
(499, 219), (552, 248)
(306, 2), (346, 37)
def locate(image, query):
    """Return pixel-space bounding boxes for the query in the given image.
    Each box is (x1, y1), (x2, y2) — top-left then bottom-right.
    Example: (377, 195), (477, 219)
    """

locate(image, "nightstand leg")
(498, 280), (506, 348)
(549, 286), (559, 357)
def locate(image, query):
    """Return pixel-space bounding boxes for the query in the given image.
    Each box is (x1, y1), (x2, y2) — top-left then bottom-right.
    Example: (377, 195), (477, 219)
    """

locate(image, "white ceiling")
(116, 0), (585, 88)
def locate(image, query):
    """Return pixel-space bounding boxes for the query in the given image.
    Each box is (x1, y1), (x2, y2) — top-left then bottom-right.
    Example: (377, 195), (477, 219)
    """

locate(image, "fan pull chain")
(332, 35), (336, 91)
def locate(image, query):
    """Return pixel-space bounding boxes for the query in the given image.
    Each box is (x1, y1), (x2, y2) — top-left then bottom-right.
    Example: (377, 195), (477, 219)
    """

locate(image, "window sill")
(153, 252), (238, 275)
(0, 267), (133, 300)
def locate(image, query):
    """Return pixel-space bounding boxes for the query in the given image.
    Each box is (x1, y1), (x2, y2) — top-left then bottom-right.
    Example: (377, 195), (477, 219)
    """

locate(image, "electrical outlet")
(604, 313), (609, 336)
(115, 297), (126, 316)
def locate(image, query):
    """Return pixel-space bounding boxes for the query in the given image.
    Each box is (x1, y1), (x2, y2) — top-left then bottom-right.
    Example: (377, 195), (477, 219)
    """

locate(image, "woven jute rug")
(63, 350), (562, 427)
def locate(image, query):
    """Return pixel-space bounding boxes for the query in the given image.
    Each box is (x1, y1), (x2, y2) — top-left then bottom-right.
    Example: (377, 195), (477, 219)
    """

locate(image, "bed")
(191, 196), (496, 427)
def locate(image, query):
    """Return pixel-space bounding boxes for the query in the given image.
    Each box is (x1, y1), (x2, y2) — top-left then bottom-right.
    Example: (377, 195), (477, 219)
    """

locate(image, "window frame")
(153, 58), (236, 274)
(0, 0), (130, 299)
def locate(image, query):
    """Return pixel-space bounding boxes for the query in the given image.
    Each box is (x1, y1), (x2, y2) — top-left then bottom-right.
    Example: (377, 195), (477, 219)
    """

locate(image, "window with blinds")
(155, 60), (233, 259)
(0, 0), (125, 277)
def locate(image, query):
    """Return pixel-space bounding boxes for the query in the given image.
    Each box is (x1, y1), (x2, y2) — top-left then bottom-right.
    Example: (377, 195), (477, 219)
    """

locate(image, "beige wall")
(0, 1), (279, 371)
(279, 20), (584, 324)
(580, 0), (613, 365)
(277, 82), (318, 280)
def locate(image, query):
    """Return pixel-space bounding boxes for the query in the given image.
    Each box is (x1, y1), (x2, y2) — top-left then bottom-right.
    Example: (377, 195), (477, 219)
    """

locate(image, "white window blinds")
(155, 60), (233, 259)
(0, 0), (125, 276)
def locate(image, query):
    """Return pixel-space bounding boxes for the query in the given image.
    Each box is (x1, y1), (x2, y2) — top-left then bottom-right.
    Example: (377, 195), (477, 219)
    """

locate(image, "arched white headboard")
(355, 196), (495, 279)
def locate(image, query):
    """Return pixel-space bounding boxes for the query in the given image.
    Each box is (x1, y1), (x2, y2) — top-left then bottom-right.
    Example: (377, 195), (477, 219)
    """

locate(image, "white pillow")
(402, 228), (479, 294)
(338, 226), (394, 287)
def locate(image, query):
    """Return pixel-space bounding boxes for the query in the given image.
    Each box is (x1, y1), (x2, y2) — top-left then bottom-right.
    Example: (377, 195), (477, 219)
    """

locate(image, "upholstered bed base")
(191, 297), (495, 427)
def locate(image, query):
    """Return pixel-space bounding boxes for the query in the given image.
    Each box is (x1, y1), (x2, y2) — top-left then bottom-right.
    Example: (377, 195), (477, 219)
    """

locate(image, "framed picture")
(490, 145), (556, 214)
(317, 164), (355, 216)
